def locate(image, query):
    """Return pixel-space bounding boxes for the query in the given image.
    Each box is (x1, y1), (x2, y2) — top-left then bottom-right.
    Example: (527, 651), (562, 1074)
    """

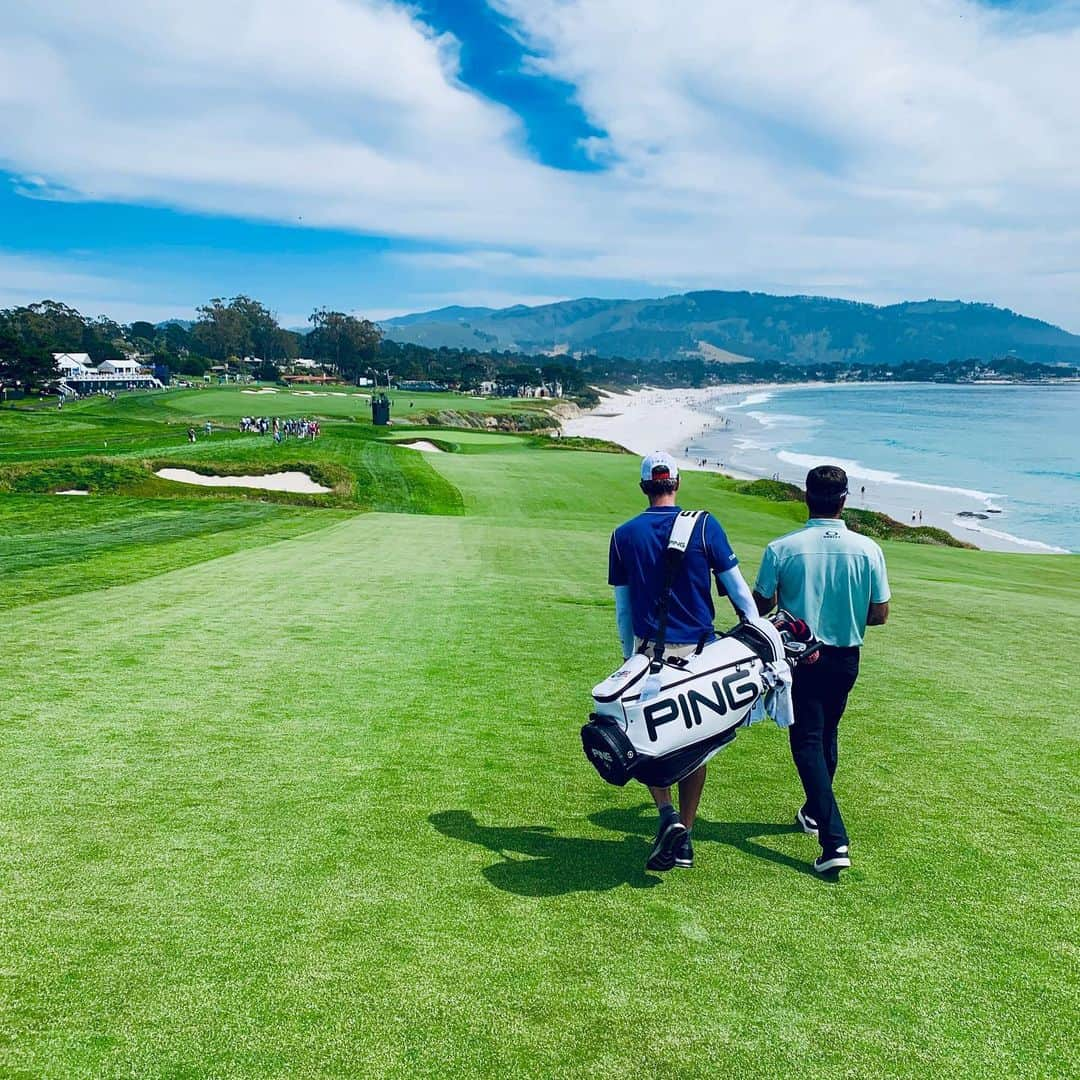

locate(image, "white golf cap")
(640, 451), (679, 482)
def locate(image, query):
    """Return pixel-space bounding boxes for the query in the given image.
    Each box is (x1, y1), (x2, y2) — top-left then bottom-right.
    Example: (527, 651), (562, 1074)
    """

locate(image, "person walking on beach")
(753, 465), (890, 874)
(609, 452), (758, 872)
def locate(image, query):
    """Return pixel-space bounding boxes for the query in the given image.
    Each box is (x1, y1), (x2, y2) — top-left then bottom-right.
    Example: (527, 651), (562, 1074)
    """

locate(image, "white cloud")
(1, 0), (1079, 326)
(0, 253), (194, 322)
(489, 0), (1080, 322)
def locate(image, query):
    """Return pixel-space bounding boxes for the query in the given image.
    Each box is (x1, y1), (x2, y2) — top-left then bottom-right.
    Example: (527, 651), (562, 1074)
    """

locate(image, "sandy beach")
(562, 384), (1062, 554)
(561, 384), (779, 480)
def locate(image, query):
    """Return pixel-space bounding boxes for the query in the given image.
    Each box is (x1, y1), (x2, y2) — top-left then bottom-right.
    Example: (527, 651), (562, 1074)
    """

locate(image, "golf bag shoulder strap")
(667, 509), (705, 554)
(650, 510), (706, 665)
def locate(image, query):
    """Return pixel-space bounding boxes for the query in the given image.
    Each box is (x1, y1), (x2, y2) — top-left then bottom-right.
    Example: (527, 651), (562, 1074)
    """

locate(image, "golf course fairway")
(0, 390), (1075, 1078)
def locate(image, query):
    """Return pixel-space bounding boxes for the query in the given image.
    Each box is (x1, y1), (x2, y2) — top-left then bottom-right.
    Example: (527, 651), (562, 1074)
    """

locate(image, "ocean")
(695, 383), (1079, 554)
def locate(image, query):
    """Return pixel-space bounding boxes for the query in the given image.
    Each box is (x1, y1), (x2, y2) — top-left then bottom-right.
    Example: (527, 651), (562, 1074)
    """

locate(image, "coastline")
(561, 384), (1070, 555)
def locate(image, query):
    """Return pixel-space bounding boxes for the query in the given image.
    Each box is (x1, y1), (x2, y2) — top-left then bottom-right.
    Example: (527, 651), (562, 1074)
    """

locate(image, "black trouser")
(789, 646), (860, 852)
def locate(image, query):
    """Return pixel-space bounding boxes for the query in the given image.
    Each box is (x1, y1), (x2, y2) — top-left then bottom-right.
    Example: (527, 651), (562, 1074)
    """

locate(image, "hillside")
(381, 290), (1080, 366)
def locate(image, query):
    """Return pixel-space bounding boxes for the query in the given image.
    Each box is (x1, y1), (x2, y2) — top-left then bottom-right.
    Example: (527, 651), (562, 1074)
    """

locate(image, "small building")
(55, 352), (161, 393)
(54, 352), (94, 376)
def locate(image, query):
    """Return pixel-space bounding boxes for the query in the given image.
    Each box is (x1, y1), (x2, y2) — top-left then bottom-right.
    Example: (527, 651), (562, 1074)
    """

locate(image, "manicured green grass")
(0, 496), (353, 610)
(380, 390), (556, 418)
(0, 400), (1076, 1077)
(0, 399), (464, 518)
(150, 426), (465, 515)
(149, 386), (374, 420)
(0, 396), (238, 463)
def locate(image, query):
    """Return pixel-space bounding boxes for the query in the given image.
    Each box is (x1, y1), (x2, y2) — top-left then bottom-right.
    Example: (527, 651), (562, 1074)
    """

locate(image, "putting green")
(0, 404), (1076, 1077)
(152, 386), (373, 420)
(153, 386), (555, 422)
(381, 429), (529, 449)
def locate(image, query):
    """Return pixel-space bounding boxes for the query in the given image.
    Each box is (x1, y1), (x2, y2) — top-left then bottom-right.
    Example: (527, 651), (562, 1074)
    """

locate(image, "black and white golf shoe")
(795, 807), (819, 838)
(646, 814), (688, 872)
(813, 845), (851, 874)
(674, 834), (694, 869)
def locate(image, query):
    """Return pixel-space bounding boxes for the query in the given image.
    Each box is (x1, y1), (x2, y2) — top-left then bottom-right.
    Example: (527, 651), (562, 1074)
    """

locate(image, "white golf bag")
(581, 512), (816, 787)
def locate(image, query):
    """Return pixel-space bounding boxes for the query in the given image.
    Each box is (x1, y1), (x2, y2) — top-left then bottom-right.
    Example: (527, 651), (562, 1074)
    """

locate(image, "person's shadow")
(430, 804), (813, 898)
(588, 804), (814, 879)
(429, 810), (664, 896)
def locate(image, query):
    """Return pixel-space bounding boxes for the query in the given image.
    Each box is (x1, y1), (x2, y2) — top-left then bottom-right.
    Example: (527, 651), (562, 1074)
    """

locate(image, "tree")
(176, 353), (211, 377)
(228, 295), (282, 361)
(157, 321), (189, 354)
(192, 298), (251, 361)
(255, 358), (281, 382)
(190, 295), (290, 365)
(129, 321), (158, 346)
(0, 303), (75, 390)
(0, 318), (58, 390)
(307, 308), (382, 382)
(82, 316), (126, 362)
(3, 300), (86, 353)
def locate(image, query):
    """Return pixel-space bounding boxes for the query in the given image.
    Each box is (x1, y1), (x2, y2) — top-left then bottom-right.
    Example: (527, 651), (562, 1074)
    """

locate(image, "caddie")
(608, 451), (758, 871)
(753, 465), (890, 874)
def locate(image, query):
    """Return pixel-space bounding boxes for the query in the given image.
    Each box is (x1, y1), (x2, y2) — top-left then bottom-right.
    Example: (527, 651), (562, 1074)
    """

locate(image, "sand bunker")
(155, 468), (330, 494)
(397, 440), (445, 453)
(55, 489), (89, 495)
(241, 388), (278, 395)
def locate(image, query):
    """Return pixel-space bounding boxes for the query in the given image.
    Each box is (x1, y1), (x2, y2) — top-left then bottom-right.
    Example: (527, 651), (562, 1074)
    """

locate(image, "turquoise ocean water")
(700, 383), (1078, 553)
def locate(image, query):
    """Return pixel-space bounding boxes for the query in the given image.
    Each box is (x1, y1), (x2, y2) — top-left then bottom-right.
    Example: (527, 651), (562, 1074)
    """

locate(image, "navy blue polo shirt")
(608, 506), (739, 644)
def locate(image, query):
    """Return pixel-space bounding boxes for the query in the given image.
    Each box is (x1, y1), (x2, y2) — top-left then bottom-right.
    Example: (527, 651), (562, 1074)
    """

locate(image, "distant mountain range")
(380, 291), (1080, 366)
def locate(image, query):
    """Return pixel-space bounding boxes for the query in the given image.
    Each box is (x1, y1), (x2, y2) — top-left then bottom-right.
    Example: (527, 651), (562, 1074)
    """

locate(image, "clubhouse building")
(55, 353), (163, 394)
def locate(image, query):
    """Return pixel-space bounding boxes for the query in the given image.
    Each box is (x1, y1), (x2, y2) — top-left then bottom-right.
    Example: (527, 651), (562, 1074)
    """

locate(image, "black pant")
(789, 646), (860, 851)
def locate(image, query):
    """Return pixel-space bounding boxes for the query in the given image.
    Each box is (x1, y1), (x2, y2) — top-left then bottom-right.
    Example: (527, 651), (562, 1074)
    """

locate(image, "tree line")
(2, 295), (1073, 400)
(0, 295), (599, 396)
(0, 296), (383, 389)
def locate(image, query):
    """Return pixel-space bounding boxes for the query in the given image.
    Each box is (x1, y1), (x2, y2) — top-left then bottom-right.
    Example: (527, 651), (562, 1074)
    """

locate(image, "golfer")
(609, 452), (757, 871)
(753, 465), (890, 874)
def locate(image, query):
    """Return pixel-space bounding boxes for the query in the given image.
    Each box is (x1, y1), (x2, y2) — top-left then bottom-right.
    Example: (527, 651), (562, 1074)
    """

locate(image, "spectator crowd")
(240, 416), (321, 443)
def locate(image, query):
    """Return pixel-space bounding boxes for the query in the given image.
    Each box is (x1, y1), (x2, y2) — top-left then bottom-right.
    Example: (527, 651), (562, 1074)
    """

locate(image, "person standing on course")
(753, 465), (890, 874)
(609, 452), (758, 872)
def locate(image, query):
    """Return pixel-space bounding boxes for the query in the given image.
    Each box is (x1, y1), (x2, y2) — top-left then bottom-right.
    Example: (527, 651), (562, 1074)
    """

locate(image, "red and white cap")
(640, 451), (679, 482)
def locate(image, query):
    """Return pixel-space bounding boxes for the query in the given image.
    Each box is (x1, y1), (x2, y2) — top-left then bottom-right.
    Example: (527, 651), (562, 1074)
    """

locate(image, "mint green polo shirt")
(754, 519), (891, 647)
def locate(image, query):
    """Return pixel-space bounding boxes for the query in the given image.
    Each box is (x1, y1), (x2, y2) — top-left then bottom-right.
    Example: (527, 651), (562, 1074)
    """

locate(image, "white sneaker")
(795, 807), (819, 838)
(813, 845), (851, 873)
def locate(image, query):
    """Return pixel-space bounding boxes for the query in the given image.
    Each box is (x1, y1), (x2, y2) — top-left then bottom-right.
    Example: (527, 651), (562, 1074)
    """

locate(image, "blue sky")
(1, 0), (1079, 329)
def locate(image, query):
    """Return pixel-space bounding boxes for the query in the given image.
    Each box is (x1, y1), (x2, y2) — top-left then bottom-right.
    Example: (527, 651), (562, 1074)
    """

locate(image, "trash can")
(371, 393), (391, 426)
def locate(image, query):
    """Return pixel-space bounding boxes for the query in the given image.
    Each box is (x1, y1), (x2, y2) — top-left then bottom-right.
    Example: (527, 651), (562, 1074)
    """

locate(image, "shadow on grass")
(430, 803), (817, 896)
(588, 804), (816, 878)
(429, 810), (663, 896)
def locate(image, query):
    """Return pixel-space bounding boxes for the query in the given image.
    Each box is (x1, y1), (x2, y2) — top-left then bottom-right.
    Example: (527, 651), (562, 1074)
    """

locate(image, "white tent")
(97, 358), (143, 374)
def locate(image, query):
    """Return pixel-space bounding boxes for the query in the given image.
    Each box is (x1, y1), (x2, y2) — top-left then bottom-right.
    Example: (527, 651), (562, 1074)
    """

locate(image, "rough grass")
(736, 477), (974, 548)
(531, 433), (632, 454)
(0, 396), (1075, 1077)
